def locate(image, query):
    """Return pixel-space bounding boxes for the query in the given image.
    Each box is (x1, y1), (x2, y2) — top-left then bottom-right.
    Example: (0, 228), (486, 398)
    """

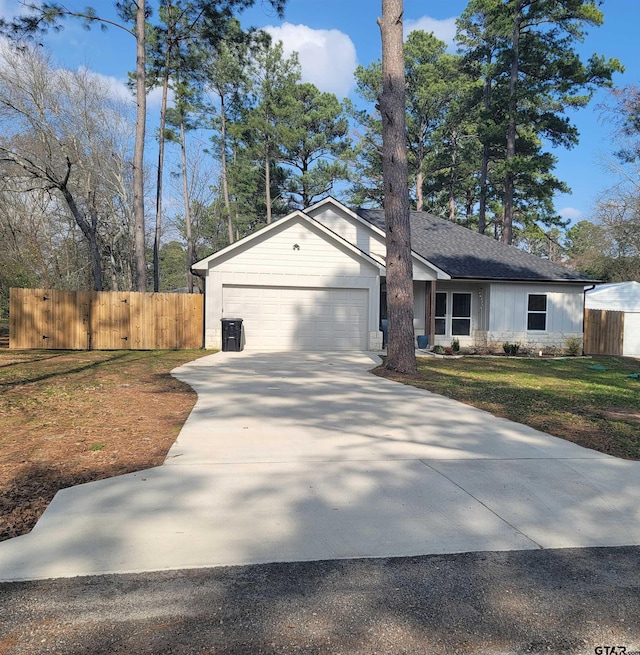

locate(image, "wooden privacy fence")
(583, 308), (624, 356)
(9, 288), (203, 350)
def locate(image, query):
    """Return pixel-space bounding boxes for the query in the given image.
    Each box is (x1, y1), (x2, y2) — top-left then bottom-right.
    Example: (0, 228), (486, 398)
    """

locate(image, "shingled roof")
(354, 208), (593, 283)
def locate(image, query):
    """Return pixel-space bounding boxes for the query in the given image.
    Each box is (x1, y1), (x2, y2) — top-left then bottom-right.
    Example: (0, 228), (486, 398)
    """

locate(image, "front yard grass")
(0, 349), (209, 541)
(376, 355), (640, 460)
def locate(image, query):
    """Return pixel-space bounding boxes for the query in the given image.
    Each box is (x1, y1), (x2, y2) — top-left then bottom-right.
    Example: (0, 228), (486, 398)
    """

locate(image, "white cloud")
(264, 23), (357, 98)
(559, 207), (583, 221)
(404, 16), (457, 47)
(148, 84), (175, 109)
(78, 69), (172, 109)
(75, 68), (133, 103)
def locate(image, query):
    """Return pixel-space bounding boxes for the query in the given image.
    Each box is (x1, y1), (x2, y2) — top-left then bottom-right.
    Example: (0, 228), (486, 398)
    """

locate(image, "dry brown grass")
(0, 348), (209, 541)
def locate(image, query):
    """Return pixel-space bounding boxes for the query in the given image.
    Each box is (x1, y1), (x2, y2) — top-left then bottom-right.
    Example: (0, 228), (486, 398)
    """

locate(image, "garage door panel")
(222, 285), (368, 351)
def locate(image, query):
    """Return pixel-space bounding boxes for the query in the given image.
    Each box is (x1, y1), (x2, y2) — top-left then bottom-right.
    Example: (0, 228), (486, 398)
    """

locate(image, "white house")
(586, 282), (640, 356)
(192, 197), (592, 352)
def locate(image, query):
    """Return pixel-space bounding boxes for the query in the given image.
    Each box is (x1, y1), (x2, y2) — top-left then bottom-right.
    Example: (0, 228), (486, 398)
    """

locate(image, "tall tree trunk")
(154, 40), (172, 292)
(87, 195), (104, 291)
(61, 185), (102, 291)
(415, 137), (424, 211)
(109, 247), (118, 291)
(378, 0), (416, 375)
(478, 143), (489, 234)
(219, 94), (234, 244)
(412, 134), (426, 212)
(465, 189), (474, 227)
(133, 1), (147, 291)
(478, 52), (493, 235)
(503, 1), (522, 246)
(448, 190), (456, 221)
(265, 142), (272, 224)
(448, 133), (457, 221)
(301, 160), (310, 208)
(179, 119), (195, 293)
(415, 167), (423, 212)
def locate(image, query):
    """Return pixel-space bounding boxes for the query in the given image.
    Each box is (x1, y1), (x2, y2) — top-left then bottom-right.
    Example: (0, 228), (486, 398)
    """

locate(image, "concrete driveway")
(1, 351), (640, 582)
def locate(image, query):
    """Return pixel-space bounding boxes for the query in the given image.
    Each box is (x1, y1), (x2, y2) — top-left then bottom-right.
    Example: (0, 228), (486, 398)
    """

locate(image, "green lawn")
(376, 355), (640, 460)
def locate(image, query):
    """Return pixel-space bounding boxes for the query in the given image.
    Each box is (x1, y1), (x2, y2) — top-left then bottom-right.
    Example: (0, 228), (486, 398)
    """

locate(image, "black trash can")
(221, 318), (243, 352)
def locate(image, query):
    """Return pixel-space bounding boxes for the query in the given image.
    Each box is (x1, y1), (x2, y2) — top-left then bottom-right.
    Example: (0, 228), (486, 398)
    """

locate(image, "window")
(451, 293), (471, 336)
(435, 292), (446, 335)
(434, 291), (472, 336)
(527, 294), (547, 331)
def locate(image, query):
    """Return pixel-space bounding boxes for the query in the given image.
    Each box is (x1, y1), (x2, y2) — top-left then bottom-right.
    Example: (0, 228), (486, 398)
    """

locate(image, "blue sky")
(3, 0), (638, 224)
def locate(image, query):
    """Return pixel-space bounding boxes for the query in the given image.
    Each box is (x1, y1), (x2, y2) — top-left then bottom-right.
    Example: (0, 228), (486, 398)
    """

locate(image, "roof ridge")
(352, 207), (595, 283)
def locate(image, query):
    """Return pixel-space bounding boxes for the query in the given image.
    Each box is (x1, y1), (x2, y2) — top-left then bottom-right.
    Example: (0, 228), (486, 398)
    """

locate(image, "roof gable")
(192, 197), (589, 283)
(307, 197), (449, 279)
(192, 209), (385, 273)
(355, 208), (594, 283)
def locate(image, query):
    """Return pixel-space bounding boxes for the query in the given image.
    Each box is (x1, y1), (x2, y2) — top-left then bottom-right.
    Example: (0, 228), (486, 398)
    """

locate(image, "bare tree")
(166, 134), (218, 290)
(0, 45), (136, 291)
(378, 0), (416, 374)
(133, 0), (148, 291)
(0, 181), (76, 307)
(1, 2), (148, 291)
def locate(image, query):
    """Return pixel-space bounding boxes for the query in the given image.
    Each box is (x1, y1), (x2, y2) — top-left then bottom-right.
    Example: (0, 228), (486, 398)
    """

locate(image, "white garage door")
(222, 285), (369, 351)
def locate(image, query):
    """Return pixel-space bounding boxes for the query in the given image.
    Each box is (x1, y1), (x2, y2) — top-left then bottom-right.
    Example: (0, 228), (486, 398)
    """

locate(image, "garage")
(586, 282), (640, 356)
(222, 285), (369, 351)
(192, 209), (385, 351)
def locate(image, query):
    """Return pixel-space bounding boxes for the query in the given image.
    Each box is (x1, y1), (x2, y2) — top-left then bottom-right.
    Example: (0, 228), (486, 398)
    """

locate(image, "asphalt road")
(2, 547), (640, 655)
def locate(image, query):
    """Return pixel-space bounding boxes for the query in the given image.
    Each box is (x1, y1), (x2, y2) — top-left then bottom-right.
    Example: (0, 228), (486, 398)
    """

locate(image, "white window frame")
(434, 291), (472, 337)
(527, 293), (548, 332)
(451, 292), (472, 336)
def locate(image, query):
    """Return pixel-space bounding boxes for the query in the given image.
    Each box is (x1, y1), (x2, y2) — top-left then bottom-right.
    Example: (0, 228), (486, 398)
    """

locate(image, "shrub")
(503, 342), (520, 356)
(565, 336), (583, 357)
(433, 345), (445, 354)
(451, 338), (460, 353)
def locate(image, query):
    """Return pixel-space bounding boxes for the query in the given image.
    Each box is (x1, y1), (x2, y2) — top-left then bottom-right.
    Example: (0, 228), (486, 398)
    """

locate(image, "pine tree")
(378, 0), (416, 375)
(458, 0), (623, 244)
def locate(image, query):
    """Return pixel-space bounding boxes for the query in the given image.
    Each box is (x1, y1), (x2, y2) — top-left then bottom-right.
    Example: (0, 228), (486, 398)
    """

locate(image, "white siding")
(487, 282), (584, 347)
(212, 217), (372, 276)
(310, 205), (438, 280)
(586, 282), (640, 312)
(477, 284), (491, 332)
(412, 260), (438, 281)
(202, 218), (382, 350)
(623, 313), (640, 356)
(199, 200), (589, 352)
(308, 206), (387, 264)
